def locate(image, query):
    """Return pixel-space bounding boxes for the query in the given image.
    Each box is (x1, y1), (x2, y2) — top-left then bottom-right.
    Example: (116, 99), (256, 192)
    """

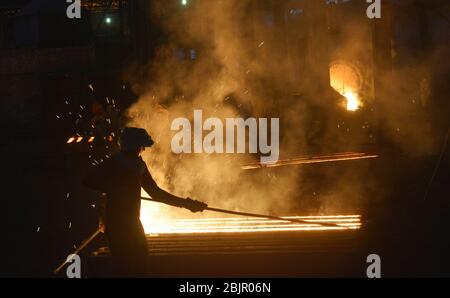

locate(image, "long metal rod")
(205, 207), (346, 228)
(141, 197), (346, 228)
(53, 228), (103, 275)
(241, 152), (379, 170)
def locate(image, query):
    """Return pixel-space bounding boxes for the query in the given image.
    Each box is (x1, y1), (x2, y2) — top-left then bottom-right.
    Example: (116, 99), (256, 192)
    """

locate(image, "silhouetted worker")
(84, 127), (207, 276)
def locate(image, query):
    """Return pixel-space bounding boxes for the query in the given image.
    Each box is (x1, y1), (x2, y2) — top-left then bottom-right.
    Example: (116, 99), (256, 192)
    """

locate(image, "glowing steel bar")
(142, 197), (344, 228)
(144, 215), (361, 235)
(140, 199), (361, 235)
(153, 219), (361, 226)
(153, 216), (361, 225)
(241, 152), (378, 170)
(155, 215), (361, 222)
(158, 215), (361, 222)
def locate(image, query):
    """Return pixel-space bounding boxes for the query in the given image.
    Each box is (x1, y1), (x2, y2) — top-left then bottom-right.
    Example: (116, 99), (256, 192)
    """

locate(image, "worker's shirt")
(84, 152), (154, 225)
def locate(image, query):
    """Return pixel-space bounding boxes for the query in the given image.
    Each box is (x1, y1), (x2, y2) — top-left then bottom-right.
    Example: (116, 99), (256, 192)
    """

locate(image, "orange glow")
(76, 137), (83, 143)
(88, 136), (95, 143)
(66, 137), (75, 144)
(141, 214), (361, 235)
(330, 62), (362, 111)
(343, 90), (360, 111)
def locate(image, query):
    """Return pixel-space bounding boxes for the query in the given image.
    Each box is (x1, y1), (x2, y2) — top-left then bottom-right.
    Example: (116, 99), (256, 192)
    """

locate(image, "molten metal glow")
(330, 62), (362, 111)
(343, 90), (360, 111)
(141, 215), (361, 236)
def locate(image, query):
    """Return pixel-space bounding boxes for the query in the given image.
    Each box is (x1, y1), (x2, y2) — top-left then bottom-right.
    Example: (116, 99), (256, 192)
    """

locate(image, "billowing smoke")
(126, 0), (303, 226)
(123, 0), (447, 228)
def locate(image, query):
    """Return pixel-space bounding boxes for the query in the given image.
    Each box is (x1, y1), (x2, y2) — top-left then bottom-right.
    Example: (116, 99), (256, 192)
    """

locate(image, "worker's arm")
(141, 167), (207, 212)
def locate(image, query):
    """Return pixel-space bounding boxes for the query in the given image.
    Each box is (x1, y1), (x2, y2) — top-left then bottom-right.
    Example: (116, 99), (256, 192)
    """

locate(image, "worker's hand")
(184, 198), (208, 213)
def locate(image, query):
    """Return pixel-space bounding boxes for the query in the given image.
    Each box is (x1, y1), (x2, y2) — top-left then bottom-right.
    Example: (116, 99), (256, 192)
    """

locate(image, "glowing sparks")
(141, 215), (361, 235)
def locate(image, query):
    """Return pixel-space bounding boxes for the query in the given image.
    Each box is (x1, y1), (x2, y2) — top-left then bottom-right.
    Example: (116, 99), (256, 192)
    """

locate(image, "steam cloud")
(123, 0), (445, 227)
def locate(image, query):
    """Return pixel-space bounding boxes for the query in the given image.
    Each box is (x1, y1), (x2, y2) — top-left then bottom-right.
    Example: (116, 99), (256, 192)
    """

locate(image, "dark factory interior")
(1, 0), (449, 279)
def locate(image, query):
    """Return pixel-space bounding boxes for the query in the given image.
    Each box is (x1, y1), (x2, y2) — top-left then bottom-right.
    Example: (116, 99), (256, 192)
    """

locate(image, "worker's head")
(119, 127), (154, 156)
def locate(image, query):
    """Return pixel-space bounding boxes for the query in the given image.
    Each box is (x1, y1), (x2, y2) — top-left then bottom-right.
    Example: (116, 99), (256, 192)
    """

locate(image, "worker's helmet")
(119, 127), (154, 151)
